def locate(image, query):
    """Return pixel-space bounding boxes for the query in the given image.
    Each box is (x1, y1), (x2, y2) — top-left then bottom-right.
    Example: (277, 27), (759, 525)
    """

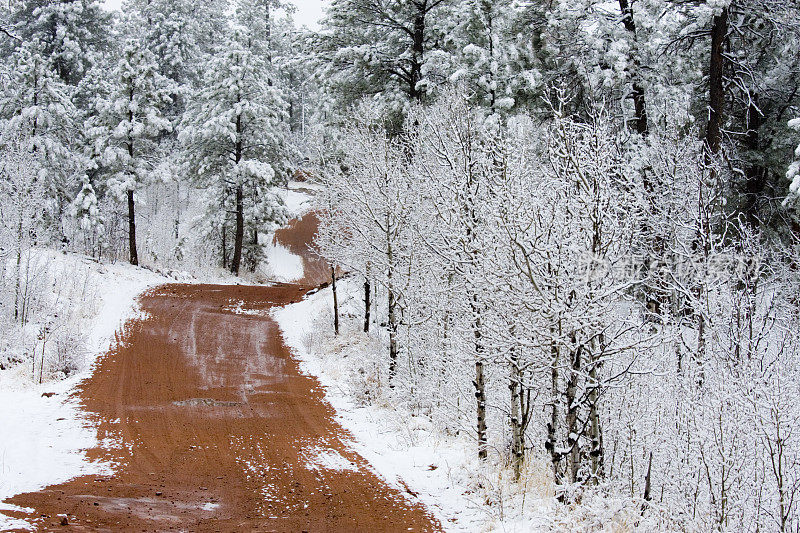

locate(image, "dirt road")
(4, 213), (440, 532)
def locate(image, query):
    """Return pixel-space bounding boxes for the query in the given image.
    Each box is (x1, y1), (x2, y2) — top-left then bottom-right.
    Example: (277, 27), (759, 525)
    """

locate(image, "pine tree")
(0, 42), (86, 238)
(316, 0), (454, 128)
(86, 39), (173, 266)
(788, 118), (800, 206)
(122, 0), (228, 118)
(7, 0), (111, 86)
(179, 28), (288, 276)
(444, 0), (518, 116)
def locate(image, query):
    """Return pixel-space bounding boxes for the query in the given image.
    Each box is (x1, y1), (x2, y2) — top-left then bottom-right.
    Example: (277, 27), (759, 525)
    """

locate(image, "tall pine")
(86, 39), (173, 265)
(179, 26), (288, 275)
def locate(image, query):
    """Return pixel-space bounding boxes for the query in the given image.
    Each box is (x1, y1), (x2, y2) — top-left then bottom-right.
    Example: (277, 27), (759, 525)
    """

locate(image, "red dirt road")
(3, 212), (440, 532)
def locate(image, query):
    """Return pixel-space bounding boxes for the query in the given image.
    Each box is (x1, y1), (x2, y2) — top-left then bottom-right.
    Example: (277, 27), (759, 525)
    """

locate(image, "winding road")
(3, 213), (440, 532)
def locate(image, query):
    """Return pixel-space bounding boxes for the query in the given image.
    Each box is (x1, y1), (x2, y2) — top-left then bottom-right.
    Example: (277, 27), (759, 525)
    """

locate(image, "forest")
(1, 0), (800, 530)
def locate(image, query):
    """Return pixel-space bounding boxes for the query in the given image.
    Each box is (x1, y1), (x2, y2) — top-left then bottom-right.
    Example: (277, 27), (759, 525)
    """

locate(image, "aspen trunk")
(387, 220), (398, 383)
(588, 363), (604, 481)
(388, 285), (398, 382)
(510, 359), (523, 480)
(547, 338), (561, 482)
(363, 276), (371, 333)
(566, 342), (581, 483)
(476, 359), (487, 460)
(14, 215), (22, 323)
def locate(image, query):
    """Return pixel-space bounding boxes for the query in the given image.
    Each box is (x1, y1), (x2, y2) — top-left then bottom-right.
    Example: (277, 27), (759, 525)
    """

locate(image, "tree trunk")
(409, 7), (425, 101)
(387, 221), (398, 383)
(388, 284), (398, 382)
(618, 0), (649, 136)
(127, 189), (138, 266)
(230, 185), (244, 275)
(706, 8), (728, 158)
(475, 359), (487, 460)
(566, 342), (581, 483)
(588, 358), (604, 481)
(546, 337), (561, 483)
(331, 266), (339, 336)
(643, 451), (653, 503)
(249, 228), (259, 272)
(744, 95), (766, 227)
(510, 349), (524, 480)
(14, 216), (22, 323)
(230, 106), (244, 275)
(363, 276), (371, 333)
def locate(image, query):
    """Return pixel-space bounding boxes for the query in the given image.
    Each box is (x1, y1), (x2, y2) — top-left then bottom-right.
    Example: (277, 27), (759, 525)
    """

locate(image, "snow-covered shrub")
(48, 324), (86, 378)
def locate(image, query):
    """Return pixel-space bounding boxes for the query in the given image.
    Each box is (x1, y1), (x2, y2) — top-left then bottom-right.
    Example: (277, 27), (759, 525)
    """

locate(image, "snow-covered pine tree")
(86, 39), (173, 266)
(788, 117), (800, 207)
(316, 0), (454, 129)
(443, 0), (518, 116)
(6, 0), (111, 87)
(0, 42), (87, 240)
(122, 0), (229, 119)
(179, 27), (288, 276)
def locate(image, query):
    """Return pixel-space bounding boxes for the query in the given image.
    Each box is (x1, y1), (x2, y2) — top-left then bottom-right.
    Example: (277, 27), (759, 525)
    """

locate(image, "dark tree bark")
(475, 359), (487, 459)
(230, 112), (244, 275)
(618, 0), (648, 135)
(127, 189), (138, 266)
(221, 190), (229, 270)
(706, 8), (728, 158)
(332, 266), (340, 336)
(565, 341), (581, 483)
(126, 86), (138, 266)
(388, 283), (398, 382)
(743, 95), (766, 227)
(363, 276), (371, 333)
(546, 337), (561, 483)
(409, 7), (425, 101)
(231, 184), (244, 275)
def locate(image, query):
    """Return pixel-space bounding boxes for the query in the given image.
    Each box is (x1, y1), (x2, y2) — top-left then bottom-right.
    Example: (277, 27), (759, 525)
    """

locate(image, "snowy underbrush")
(0, 248), (179, 382)
(276, 276), (680, 532)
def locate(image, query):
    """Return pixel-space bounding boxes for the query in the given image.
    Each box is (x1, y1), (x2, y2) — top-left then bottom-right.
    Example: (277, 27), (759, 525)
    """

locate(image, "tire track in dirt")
(3, 212), (440, 532)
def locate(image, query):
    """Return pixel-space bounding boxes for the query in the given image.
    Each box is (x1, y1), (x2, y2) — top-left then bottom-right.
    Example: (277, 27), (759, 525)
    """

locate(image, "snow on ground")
(262, 237), (304, 282)
(283, 181), (317, 216)
(260, 182), (317, 283)
(302, 447), (359, 473)
(0, 251), (171, 529)
(273, 277), (644, 531)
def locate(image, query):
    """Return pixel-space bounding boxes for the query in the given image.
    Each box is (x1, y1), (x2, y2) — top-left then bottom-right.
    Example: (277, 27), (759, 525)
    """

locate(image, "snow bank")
(0, 251), (169, 529)
(260, 182), (316, 282)
(263, 238), (304, 282)
(283, 182), (316, 216)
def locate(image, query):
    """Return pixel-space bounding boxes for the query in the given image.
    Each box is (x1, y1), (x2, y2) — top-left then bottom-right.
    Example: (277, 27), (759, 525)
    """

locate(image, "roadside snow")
(0, 252), (170, 529)
(262, 183), (315, 283)
(263, 238), (304, 282)
(283, 182), (315, 216)
(302, 447), (359, 473)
